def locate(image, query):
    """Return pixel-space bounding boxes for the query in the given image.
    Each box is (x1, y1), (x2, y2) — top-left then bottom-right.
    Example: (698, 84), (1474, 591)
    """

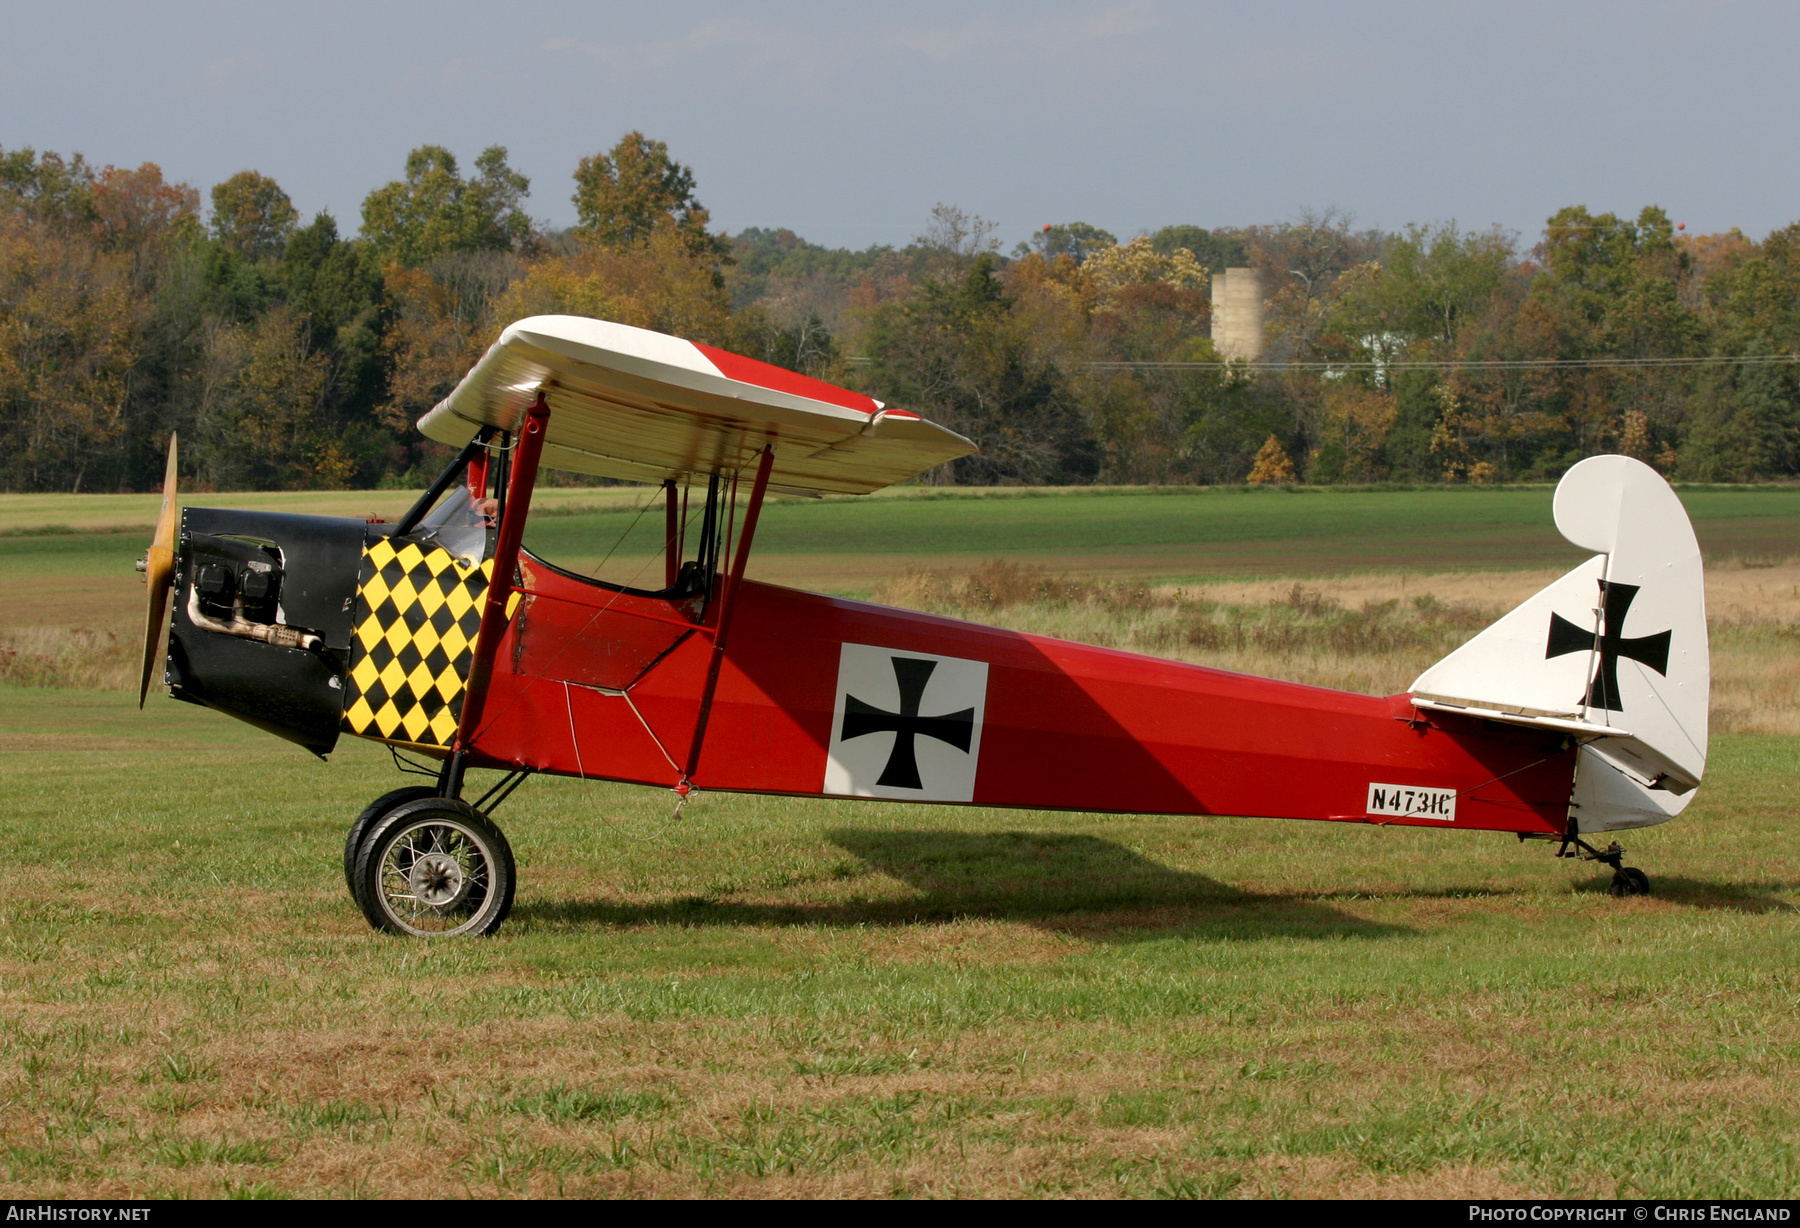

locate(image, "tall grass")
(0, 691), (1794, 1199)
(6, 557), (1791, 734)
(0, 626), (134, 690)
(875, 559), (1800, 734)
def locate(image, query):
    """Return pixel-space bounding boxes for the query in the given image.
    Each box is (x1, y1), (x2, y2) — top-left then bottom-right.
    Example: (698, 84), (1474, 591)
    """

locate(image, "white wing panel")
(416, 315), (975, 496)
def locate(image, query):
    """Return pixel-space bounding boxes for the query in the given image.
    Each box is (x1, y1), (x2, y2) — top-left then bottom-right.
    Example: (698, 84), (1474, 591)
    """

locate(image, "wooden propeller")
(138, 434), (178, 708)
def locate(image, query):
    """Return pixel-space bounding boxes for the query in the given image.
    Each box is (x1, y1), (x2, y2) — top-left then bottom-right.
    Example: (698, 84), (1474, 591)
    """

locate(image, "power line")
(845, 354), (1798, 371)
(1093, 355), (1799, 371)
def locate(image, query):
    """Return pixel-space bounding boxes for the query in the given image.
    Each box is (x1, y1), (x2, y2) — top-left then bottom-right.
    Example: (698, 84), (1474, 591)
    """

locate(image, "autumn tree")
(729, 307), (841, 382)
(1246, 435), (1296, 484)
(1307, 382), (1398, 483)
(193, 306), (336, 487)
(0, 146), (99, 230)
(92, 163), (200, 255)
(1329, 222), (1525, 479)
(492, 225), (729, 347)
(1063, 237), (1253, 482)
(0, 214), (140, 491)
(1238, 208), (1384, 360)
(1014, 221), (1116, 264)
(1148, 224), (1247, 273)
(360, 145), (533, 267)
(1678, 220), (1800, 478)
(866, 252), (1093, 484)
(210, 170), (298, 261)
(378, 251), (526, 433)
(572, 132), (725, 260)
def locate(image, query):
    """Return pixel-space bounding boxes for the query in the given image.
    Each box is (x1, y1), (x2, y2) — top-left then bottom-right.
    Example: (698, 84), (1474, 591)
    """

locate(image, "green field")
(527, 483), (1800, 589)
(0, 484), (1796, 1198)
(4, 485), (1796, 627)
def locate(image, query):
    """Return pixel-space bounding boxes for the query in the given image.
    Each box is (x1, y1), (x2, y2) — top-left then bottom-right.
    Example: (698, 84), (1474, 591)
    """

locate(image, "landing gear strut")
(1557, 832), (1651, 897)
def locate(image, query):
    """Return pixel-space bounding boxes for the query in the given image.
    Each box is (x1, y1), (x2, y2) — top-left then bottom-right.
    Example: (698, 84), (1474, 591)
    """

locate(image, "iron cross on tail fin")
(1545, 579), (1673, 713)
(1407, 455), (1709, 833)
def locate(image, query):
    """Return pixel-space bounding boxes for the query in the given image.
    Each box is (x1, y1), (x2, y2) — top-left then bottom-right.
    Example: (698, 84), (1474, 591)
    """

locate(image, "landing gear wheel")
(353, 799), (515, 937)
(1609, 867), (1651, 897)
(344, 786), (439, 904)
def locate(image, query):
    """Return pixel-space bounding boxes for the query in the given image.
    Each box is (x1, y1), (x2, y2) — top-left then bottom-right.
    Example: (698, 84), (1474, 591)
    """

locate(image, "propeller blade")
(138, 434), (179, 708)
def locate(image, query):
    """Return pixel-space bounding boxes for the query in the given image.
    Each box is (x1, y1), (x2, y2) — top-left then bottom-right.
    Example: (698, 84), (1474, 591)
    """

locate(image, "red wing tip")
(691, 341), (880, 416)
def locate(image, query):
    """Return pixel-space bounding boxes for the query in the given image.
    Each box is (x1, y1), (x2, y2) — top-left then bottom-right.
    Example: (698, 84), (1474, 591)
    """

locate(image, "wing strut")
(682, 443), (776, 791)
(441, 390), (551, 800)
(663, 479), (680, 590)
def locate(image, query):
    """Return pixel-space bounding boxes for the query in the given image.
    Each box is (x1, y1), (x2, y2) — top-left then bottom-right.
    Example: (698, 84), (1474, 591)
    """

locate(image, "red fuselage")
(461, 554), (1575, 835)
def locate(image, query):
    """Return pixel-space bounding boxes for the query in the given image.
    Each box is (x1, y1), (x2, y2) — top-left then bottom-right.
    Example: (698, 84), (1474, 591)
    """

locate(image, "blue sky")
(5, 1), (1796, 249)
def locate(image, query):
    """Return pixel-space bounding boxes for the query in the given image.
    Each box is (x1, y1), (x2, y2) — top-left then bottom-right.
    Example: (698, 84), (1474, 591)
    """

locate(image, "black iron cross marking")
(1545, 580), (1672, 713)
(840, 656), (975, 789)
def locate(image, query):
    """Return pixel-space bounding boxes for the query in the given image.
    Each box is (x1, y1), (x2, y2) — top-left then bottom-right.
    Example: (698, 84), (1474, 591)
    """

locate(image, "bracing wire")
(585, 488), (662, 580)
(468, 472), (734, 752)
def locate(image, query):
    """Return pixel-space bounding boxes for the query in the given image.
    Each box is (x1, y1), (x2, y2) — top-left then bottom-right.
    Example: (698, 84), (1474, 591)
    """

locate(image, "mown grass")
(1, 484), (1795, 1197)
(0, 690), (1796, 1198)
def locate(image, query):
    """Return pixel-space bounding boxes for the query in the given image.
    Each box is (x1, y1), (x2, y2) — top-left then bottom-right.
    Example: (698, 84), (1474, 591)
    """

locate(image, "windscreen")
(417, 486), (493, 570)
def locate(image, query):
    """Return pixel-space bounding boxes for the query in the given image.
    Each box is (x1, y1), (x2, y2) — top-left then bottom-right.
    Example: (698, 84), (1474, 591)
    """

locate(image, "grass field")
(0, 485), (1796, 1198)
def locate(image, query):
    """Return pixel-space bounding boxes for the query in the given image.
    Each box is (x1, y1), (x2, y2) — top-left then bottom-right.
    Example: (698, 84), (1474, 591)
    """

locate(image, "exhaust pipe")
(185, 585), (322, 651)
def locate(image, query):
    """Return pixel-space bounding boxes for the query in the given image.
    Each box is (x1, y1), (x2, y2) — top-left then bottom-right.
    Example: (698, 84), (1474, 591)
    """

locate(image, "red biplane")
(138, 315), (1711, 936)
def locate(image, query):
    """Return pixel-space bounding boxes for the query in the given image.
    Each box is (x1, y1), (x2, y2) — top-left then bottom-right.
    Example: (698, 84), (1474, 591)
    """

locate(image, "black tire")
(1609, 867), (1651, 897)
(344, 786), (439, 902)
(353, 798), (515, 937)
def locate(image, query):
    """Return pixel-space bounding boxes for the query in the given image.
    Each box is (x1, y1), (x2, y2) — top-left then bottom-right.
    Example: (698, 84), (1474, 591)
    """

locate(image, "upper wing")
(416, 315), (975, 496)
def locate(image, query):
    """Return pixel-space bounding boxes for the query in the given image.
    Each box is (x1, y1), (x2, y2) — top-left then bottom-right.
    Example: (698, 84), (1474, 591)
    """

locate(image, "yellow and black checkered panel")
(340, 536), (517, 749)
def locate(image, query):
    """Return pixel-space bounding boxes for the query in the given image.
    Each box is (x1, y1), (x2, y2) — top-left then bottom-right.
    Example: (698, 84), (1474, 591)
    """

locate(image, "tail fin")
(1408, 456), (1709, 832)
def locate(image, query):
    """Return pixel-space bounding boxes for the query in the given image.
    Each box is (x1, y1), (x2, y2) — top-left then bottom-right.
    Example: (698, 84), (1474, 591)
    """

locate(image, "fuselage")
(167, 508), (1576, 836)
(474, 554), (1575, 834)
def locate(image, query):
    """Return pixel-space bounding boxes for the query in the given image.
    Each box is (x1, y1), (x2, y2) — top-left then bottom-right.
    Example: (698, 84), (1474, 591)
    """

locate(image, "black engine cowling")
(165, 508), (366, 754)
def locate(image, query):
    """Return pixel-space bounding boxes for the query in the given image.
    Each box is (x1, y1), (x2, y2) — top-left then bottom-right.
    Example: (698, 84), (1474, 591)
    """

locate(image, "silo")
(1211, 268), (1265, 360)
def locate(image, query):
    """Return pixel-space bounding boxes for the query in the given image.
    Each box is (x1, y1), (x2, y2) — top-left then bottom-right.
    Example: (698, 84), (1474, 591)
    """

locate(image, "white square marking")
(824, 643), (988, 802)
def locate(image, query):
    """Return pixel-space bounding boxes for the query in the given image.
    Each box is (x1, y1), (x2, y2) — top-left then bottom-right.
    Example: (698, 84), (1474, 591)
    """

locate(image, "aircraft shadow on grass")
(1570, 873), (1800, 913)
(512, 829), (1410, 943)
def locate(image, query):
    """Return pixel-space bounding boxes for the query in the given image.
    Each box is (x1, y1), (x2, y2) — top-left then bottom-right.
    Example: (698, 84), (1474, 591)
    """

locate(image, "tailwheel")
(1558, 835), (1651, 899)
(353, 798), (515, 937)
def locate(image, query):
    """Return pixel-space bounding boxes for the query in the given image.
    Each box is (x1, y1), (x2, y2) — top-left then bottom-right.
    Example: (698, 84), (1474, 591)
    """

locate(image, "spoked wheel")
(1609, 867), (1651, 898)
(353, 799), (515, 937)
(344, 786), (439, 906)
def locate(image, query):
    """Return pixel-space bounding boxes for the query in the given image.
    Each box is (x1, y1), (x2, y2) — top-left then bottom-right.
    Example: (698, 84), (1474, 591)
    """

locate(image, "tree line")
(1, 133), (1795, 493)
